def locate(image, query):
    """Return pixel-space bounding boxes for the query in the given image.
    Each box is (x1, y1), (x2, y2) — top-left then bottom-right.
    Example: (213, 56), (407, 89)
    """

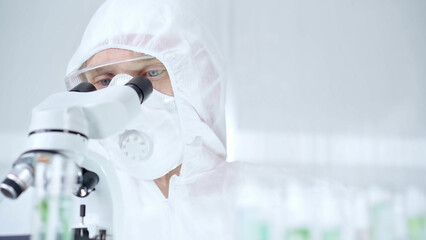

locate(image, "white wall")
(227, 0), (426, 167)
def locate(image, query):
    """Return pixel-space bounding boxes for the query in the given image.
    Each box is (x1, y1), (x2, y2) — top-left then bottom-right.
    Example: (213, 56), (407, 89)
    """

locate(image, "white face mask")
(99, 74), (183, 180)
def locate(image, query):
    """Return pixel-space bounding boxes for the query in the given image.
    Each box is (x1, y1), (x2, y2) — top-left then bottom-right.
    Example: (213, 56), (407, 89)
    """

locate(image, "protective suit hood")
(66, 0), (227, 179)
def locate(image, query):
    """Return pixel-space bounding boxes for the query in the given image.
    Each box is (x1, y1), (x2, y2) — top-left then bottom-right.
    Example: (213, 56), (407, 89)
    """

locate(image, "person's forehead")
(86, 48), (146, 67)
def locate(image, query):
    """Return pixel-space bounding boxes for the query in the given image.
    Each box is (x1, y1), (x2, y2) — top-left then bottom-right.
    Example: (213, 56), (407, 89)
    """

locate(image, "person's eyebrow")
(84, 66), (114, 82)
(92, 66), (113, 74)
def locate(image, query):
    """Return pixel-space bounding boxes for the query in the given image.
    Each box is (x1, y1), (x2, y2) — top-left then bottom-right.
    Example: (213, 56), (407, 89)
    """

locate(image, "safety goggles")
(65, 54), (172, 94)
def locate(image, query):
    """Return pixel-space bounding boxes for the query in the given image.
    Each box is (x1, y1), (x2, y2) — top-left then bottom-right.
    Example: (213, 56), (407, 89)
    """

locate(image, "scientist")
(65, 0), (237, 239)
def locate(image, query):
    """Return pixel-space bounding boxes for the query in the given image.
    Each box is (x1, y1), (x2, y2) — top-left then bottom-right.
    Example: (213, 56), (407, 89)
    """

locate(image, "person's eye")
(91, 72), (114, 89)
(146, 70), (164, 77)
(99, 79), (112, 86)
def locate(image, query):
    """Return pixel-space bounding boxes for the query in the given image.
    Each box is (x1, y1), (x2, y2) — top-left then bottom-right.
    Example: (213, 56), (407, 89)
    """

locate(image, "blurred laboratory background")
(0, 0), (425, 239)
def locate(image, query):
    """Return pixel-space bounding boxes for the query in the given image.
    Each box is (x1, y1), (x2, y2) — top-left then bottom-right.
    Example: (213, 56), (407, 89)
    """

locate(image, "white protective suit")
(65, 0), (241, 239)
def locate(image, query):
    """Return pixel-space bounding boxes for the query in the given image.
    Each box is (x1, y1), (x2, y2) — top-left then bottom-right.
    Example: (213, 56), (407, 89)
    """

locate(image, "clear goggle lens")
(65, 55), (172, 94)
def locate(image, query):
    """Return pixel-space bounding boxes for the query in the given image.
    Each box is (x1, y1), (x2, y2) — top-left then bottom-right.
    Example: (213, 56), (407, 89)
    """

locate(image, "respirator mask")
(99, 74), (183, 180)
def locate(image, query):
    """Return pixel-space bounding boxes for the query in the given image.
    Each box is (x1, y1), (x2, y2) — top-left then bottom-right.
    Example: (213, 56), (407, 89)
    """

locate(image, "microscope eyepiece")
(125, 76), (153, 104)
(70, 82), (97, 92)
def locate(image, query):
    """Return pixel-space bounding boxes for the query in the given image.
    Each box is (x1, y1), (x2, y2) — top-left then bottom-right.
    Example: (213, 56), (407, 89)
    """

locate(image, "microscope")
(0, 76), (152, 240)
